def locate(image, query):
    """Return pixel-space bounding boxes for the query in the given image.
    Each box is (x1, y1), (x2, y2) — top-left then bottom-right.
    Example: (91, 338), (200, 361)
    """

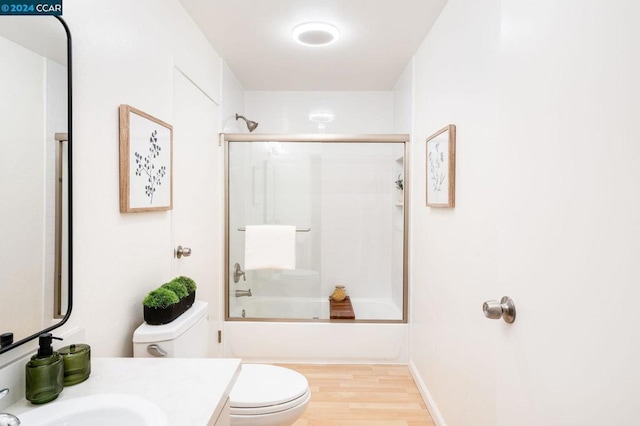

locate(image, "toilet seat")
(230, 389), (311, 416)
(230, 364), (310, 416)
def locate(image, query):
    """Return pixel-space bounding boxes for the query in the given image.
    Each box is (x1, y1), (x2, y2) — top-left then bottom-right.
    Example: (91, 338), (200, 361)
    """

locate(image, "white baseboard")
(409, 360), (447, 426)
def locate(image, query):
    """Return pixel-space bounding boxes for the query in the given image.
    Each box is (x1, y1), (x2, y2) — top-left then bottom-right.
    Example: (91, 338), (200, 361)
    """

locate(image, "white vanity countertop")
(8, 357), (242, 425)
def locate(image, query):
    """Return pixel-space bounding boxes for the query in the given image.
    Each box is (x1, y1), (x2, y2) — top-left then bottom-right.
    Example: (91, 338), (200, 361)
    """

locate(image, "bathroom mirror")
(0, 16), (72, 354)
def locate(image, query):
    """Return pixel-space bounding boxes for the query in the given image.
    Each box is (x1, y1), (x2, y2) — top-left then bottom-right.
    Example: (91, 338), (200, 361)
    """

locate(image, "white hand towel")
(244, 225), (296, 270)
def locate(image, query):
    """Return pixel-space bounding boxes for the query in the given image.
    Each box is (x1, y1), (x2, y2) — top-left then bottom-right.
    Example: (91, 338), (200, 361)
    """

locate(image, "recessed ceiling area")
(179, 0), (447, 91)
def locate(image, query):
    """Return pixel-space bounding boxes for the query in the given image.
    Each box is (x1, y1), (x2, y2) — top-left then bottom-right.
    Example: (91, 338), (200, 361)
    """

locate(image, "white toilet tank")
(133, 301), (209, 358)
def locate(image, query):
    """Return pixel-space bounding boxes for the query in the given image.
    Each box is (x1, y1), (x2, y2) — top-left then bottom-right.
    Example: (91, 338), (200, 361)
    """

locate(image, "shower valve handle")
(233, 263), (246, 283)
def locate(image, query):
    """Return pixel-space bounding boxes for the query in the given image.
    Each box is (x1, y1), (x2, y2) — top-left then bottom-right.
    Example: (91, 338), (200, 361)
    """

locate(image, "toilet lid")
(230, 364), (309, 410)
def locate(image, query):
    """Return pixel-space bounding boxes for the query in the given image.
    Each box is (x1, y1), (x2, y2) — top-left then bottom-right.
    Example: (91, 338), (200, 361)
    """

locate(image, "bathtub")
(231, 296), (403, 321)
(231, 296), (326, 319)
(224, 296), (407, 363)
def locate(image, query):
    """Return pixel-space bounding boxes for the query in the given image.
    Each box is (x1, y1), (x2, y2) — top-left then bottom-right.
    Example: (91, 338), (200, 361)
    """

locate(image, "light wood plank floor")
(278, 364), (435, 426)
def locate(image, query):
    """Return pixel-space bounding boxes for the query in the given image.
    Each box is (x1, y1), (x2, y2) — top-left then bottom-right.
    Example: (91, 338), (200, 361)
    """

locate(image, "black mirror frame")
(0, 15), (73, 355)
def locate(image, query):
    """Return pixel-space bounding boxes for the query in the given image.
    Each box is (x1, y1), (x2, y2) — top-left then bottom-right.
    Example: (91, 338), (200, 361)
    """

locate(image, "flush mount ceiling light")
(292, 22), (340, 47)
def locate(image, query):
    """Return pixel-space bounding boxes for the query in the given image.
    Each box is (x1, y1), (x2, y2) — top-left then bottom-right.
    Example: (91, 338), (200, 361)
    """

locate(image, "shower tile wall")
(244, 91), (394, 134)
(227, 90), (403, 317)
(319, 143), (395, 301)
(228, 141), (403, 312)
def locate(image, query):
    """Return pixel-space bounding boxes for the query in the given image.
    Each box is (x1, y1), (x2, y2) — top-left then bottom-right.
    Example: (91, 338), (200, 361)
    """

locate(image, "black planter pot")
(144, 291), (196, 325)
(183, 291), (196, 310)
(177, 292), (195, 314)
(143, 303), (182, 325)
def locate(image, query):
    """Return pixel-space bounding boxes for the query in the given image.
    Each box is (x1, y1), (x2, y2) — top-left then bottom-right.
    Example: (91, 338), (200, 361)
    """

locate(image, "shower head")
(235, 113), (259, 132)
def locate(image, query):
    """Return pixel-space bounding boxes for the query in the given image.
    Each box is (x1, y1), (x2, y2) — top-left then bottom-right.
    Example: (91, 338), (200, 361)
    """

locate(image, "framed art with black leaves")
(426, 124), (456, 208)
(119, 105), (173, 213)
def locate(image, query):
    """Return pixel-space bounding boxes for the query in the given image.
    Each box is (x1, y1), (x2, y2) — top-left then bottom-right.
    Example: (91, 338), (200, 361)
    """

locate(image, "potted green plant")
(395, 174), (404, 203)
(172, 276), (197, 310)
(395, 174), (404, 190)
(161, 281), (188, 312)
(142, 287), (181, 325)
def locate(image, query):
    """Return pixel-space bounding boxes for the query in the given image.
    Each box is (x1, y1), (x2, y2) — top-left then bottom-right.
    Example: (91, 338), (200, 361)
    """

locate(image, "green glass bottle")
(25, 333), (64, 404)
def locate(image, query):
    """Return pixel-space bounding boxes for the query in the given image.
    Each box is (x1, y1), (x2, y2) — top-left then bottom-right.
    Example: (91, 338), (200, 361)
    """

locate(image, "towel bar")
(237, 227), (311, 232)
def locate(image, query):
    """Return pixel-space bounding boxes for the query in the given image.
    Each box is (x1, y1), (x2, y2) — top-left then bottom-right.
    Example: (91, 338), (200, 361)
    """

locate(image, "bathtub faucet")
(235, 289), (252, 298)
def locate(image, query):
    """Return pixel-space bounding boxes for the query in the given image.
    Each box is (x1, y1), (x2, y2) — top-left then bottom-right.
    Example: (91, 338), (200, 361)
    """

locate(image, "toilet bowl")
(229, 364), (310, 426)
(132, 301), (310, 426)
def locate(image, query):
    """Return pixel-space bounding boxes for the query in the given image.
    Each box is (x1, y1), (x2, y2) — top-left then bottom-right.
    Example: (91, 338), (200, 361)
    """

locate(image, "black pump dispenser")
(26, 333), (65, 404)
(36, 333), (63, 358)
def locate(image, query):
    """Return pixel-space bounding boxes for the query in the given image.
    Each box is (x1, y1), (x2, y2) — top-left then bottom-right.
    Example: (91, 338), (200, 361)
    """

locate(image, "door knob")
(175, 245), (192, 259)
(483, 296), (516, 323)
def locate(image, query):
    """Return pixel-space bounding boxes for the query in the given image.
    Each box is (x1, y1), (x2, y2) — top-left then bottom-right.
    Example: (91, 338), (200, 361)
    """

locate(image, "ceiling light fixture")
(292, 22), (340, 47)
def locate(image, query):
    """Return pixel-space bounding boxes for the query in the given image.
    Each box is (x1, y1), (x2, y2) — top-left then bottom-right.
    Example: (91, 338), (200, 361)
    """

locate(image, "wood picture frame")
(426, 124), (456, 208)
(119, 105), (173, 213)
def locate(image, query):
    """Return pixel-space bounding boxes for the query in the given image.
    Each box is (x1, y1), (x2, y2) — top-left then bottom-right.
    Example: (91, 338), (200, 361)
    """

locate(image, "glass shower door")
(227, 141), (323, 320)
(226, 137), (407, 322)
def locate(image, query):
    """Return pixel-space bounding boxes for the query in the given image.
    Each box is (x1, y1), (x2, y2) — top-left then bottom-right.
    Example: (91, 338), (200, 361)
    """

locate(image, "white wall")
(54, 0), (223, 356)
(393, 61), (413, 135)
(409, 0), (640, 425)
(0, 36), (46, 341)
(221, 61), (246, 133)
(245, 91), (394, 134)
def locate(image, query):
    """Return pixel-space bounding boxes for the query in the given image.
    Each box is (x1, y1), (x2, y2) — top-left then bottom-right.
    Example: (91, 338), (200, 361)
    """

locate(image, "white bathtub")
(231, 296), (326, 319)
(230, 296), (403, 321)
(224, 296), (407, 363)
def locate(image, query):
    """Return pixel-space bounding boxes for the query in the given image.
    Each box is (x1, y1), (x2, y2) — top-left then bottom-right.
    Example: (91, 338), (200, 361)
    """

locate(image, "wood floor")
(279, 364), (435, 426)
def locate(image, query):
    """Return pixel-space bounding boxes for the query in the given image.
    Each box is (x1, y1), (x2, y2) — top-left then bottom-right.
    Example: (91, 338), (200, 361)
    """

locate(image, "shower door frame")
(223, 133), (410, 323)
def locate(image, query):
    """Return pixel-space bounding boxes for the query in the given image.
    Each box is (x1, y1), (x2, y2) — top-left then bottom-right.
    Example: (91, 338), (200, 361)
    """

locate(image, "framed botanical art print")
(426, 124), (456, 208)
(119, 105), (173, 213)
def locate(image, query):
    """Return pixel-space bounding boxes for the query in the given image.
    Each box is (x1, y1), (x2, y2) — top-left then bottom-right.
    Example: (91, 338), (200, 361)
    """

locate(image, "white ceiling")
(0, 16), (68, 65)
(179, 0), (447, 91)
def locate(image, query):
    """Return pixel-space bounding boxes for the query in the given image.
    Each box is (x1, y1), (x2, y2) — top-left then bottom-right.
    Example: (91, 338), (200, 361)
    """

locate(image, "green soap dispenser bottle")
(25, 333), (64, 404)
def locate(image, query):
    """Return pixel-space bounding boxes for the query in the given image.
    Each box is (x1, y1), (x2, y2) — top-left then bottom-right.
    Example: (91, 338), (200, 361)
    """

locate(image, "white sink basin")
(17, 393), (168, 426)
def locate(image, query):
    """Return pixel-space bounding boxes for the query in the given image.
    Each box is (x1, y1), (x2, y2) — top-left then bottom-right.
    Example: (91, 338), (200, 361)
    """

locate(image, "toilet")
(229, 363), (310, 426)
(133, 301), (310, 426)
